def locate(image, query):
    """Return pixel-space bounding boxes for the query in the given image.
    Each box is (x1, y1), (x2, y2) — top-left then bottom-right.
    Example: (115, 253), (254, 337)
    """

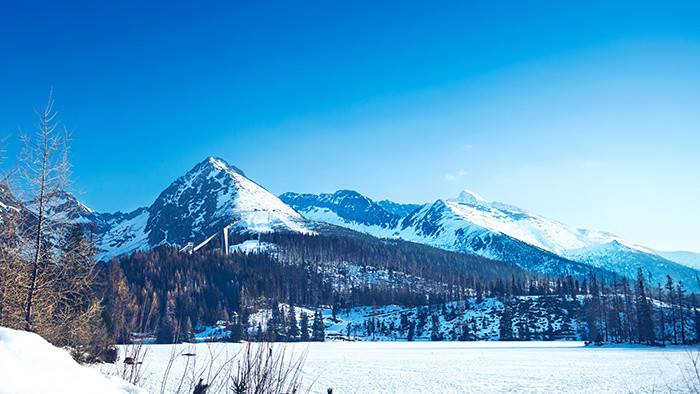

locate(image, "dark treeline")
(97, 231), (600, 344)
(580, 268), (700, 345)
(99, 231), (700, 346)
(266, 232), (610, 309)
(101, 230), (553, 344)
(264, 232), (549, 296)
(102, 246), (334, 344)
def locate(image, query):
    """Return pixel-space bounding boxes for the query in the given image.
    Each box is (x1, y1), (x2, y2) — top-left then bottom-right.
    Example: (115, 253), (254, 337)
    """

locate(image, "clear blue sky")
(1, 1), (699, 252)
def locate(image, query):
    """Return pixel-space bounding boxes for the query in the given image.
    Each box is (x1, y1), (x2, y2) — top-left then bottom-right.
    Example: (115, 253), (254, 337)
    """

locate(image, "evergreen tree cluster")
(580, 269), (700, 345)
(103, 246), (333, 343)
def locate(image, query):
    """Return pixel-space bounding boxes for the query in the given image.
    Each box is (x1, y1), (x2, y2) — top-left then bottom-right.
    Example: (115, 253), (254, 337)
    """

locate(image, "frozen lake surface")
(97, 341), (700, 393)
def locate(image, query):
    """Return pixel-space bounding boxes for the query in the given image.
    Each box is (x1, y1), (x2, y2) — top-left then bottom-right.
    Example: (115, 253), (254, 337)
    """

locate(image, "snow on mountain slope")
(564, 241), (700, 288)
(432, 191), (699, 286)
(96, 208), (150, 260)
(0, 185), (23, 220)
(145, 157), (311, 247)
(0, 158), (325, 259)
(445, 190), (651, 256)
(280, 188), (700, 286)
(8, 153), (694, 287)
(280, 190), (401, 238)
(95, 157), (313, 257)
(229, 240), (276, 254)
(45, 190), (97, 224)
(396, 198), (606, 277)
(0, 186), (96, 227)
(281, 190), (605, 277)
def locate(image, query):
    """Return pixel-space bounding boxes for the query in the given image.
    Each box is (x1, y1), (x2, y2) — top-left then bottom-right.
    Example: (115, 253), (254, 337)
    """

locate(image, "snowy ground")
(0, 327), (144, 394)
(246, 299), (582, 343)
(96, 341), (700, 393)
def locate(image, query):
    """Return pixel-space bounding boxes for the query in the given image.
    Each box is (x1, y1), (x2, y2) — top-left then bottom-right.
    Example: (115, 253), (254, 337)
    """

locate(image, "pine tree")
(183, 317), (193, 342)
(312, 310), (325, 342)
(332, 303), (339, 321)
(677, 282), (687, 344)
(105, 260), (137, 344)
(430, 314), (442, 341)
(287, 304), (300, 341)
(666, 276), (678, 344)
(255, 322), (263, 341)
(500, 303), (514, 341)
(300, 312), (310, 342)
(636, 269), (654, 344)
(269, 300), (282, 341)
(657, 282), (666, 345)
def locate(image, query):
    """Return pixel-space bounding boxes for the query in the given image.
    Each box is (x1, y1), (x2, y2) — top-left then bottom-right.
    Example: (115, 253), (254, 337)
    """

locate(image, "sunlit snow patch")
(0, 327), (145, 394)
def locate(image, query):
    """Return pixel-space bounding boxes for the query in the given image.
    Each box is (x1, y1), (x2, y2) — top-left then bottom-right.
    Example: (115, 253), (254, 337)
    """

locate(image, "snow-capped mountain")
(279, 190), (402, 238)
(282, 188), (700, 288)
(0, 185), (23, 216)
(46, 190), (99, 224)
(5, 155), (696, 288)
(0, 185), (100, 232)
(283, 190), (604, 277)
(95, 208), (150, 257)
(0, 157), (360, 260)
(96, 157), (314, 259)
(145, 157), (310, 244)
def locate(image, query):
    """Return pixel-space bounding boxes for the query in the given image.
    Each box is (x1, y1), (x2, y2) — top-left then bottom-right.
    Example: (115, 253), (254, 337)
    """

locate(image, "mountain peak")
(142, 158), (307, 247)
(455, 189), (489, 206)
(202, 156), (246, 177)
(332, 189), (371, 202)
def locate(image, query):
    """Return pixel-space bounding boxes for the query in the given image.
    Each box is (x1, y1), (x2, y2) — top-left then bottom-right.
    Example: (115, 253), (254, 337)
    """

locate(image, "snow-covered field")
(97, 341), (700, 393)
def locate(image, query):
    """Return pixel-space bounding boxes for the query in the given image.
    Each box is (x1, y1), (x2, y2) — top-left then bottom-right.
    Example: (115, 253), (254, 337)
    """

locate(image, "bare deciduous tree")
(0, 92), (113, 360)
(18, 91), (72, 331)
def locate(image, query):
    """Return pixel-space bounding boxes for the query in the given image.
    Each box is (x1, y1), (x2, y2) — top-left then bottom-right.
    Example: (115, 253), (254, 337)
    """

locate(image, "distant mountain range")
(4, 156), (698, 289)
(280, 189), (700, 290)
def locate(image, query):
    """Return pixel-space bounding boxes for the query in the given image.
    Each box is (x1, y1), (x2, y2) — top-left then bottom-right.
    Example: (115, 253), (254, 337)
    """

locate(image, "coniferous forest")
(98, 231), (700, 347)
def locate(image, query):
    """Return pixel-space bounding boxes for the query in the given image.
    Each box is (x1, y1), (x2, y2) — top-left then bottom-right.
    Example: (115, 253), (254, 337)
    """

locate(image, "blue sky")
(1, 1), (699, 252)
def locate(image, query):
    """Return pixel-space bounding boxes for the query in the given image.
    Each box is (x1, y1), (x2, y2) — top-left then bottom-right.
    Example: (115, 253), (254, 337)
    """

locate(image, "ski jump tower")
(179, 219), (240, 255)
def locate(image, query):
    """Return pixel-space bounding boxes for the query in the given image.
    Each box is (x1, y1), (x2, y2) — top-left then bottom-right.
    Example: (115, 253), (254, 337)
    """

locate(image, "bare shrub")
(228, 342), (308, 394)
(679, 345), (700, 393)
(119, 340), (150, 387)
(113, 341), (311, 393)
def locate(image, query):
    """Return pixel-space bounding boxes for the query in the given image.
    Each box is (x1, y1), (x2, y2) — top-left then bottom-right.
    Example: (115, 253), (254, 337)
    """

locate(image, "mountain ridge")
(282, 188), (700, 289)
(7, 156), (694, 288)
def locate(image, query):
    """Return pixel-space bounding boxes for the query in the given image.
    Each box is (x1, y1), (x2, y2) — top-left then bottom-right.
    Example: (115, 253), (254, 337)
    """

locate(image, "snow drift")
(0, 327), (145, 394)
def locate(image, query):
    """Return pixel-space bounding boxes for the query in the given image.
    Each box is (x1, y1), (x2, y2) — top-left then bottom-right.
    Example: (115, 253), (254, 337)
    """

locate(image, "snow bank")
(0, 327), (145, 394)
